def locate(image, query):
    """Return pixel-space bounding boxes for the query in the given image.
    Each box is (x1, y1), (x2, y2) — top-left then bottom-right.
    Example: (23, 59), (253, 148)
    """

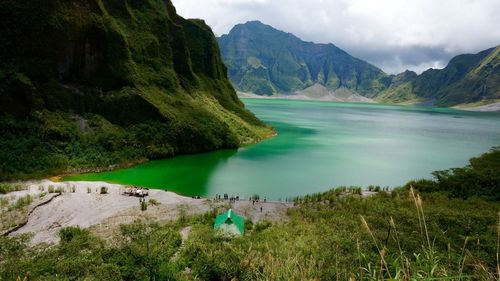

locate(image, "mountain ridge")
(218, 21), (389, 98)
(219, 21), (500, 107)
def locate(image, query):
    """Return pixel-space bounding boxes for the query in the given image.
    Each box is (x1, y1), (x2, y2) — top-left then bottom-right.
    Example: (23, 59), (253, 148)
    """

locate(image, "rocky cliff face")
(0, 0), (272, 180)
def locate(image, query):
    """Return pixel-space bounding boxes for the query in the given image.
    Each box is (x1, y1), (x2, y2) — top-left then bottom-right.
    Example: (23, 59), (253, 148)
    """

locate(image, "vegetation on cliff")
(0, 0), (272, 181)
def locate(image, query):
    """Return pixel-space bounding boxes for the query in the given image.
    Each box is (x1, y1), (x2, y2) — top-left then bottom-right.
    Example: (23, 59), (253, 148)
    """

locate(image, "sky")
(171, 0), (500, 74)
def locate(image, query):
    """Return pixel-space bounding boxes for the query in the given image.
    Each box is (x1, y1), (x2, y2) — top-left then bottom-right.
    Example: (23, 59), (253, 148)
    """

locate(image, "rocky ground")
(1, 180), (292, 244)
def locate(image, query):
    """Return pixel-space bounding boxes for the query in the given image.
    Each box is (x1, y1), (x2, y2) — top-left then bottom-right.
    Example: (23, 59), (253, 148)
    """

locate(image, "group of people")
(214, 193), (240, 202)
(211, 193), (270, 213)
(211, 194), (267, 213)
(251, 197), (266, 205)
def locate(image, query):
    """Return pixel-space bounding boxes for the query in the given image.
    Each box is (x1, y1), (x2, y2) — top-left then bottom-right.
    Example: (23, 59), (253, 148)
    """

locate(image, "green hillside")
(0, 0), (273, 181)
(377, 46), (500, 106)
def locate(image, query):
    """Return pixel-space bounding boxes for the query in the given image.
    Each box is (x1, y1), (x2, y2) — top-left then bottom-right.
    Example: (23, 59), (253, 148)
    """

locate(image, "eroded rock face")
(0, 0), (271, 180)
(57, 28), (108, 85)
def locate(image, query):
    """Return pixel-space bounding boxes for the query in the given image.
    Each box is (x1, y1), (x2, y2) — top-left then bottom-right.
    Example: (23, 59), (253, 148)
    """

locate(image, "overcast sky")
(171, 0), (500, 74)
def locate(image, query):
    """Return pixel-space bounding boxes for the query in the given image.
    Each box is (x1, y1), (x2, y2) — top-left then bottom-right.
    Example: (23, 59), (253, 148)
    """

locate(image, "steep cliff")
(0, 0), (272, 180)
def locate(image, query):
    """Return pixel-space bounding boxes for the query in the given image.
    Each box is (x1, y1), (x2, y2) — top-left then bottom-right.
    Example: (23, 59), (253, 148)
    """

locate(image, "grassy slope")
(376, 46), (500, 106)
(0, 0), (273, 181)
(1, 150), (499, 281)
(436, 46), (500, 105)
(374, 71), (422, 104)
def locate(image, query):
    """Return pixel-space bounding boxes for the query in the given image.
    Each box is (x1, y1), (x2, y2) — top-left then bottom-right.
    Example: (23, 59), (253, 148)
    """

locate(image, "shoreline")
(453, 102), (500, 112)
(1, 179), (378, 245)
(1, 180), (292, 244)
(240, 93), (500, 112)
(59, 129), (277, 182)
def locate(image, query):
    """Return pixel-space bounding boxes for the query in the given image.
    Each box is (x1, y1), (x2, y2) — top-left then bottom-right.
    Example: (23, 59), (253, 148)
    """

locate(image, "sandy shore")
(457, 102), (500, 112)
(1, 180), (292, 244)
(240, 93), (500, 112)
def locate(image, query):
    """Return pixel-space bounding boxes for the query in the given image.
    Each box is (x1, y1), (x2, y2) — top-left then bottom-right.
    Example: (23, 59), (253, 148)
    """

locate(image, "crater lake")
(65, 99), (500, 199)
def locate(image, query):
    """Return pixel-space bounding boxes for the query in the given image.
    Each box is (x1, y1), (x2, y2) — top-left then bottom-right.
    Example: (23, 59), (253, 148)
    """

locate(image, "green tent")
(214, 209), (245, 236)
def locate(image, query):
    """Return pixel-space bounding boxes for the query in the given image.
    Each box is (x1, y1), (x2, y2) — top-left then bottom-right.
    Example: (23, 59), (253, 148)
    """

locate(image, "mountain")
(375, 70), (421, 104)
(217, 21), (389, 99)
(219, 21), (500, 106)
(377, 46), (500, 106)
(0, 0), (272, 180)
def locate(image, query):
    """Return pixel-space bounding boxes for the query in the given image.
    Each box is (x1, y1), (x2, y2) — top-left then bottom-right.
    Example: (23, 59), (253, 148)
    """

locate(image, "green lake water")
(66, 99), (500, 199)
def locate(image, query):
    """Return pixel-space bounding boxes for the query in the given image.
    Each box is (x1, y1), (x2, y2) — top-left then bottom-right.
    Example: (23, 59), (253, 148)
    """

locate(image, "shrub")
(148, 199), (160, 206)
(59, 226), (90, 243)
(349, 187), (362, 195)
(177, 204), (188, 223)
(100, 187), (108, 194)
(409, 148), (500, 200)
(8, 195), (32, 211)
(254, 220), (272, 232)
(244, 219), (254, 232)
(0, 183), (27, 194)
(0, 197), (9, 208)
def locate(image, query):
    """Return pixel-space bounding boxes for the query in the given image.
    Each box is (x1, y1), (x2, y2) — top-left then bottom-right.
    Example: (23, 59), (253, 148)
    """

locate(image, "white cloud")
(172, 0), (500, 74)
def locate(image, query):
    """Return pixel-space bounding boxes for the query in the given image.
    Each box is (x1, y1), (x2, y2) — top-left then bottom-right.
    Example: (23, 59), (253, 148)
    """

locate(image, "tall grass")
(358, 188), (487, 280)
(7, 195), (32, 211)
(497, 212), (500, 280)
(0, 183), (27, 194)
(0, 197), (9, 208)
(0, 188), (497, 280)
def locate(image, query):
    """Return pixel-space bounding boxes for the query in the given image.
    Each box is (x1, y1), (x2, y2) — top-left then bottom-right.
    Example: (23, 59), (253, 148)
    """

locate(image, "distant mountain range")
(218, 21), (500, 106)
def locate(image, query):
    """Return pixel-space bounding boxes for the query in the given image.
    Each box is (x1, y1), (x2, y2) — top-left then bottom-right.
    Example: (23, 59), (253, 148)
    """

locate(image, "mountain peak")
(229, 20), (287, 35)
(243, 20), (265, 26)
(218, 22), (387, 96)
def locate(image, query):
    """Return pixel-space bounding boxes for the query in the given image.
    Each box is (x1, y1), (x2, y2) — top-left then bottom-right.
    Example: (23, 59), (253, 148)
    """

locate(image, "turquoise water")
(67, 99), (500, 199)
